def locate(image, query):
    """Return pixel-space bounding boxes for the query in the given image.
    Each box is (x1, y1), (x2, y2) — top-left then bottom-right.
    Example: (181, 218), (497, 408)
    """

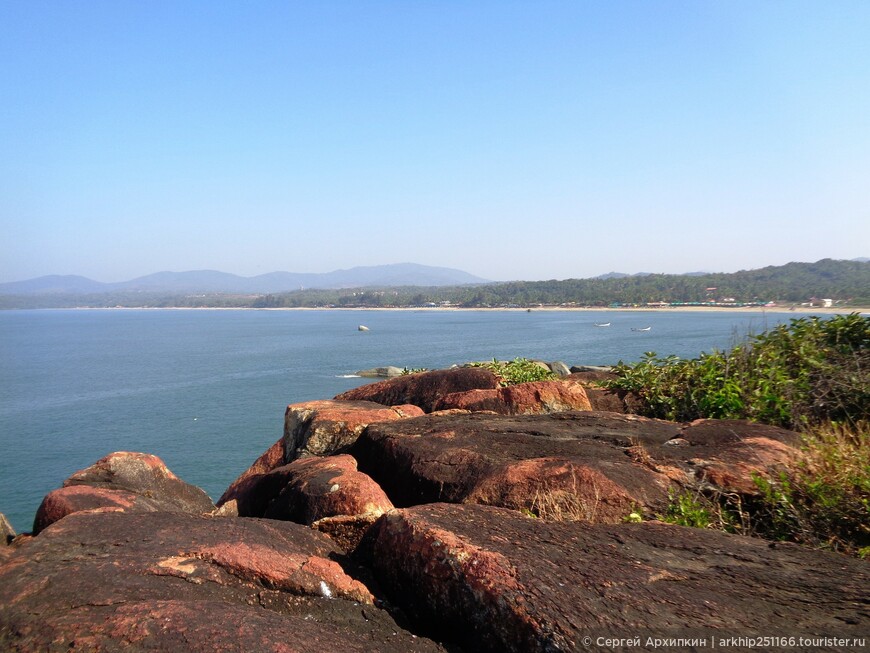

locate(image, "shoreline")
(23, 305), (869, 315)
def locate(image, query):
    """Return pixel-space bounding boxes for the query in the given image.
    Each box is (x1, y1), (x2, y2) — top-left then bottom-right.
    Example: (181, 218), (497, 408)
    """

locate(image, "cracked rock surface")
(0, 511), (446, 652)
(361, 503), (870, 653)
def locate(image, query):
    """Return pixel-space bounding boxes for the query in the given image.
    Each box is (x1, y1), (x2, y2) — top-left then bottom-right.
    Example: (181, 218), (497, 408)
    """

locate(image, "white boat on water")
(358, 325), (370, 331)
(631, 326), (652, 332)
(594, 322), (611, 327)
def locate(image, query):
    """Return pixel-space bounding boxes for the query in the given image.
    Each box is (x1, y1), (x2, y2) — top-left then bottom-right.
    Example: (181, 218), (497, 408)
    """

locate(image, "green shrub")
(660, 490), (713, 529)
(469, 358), (557, 386)
(605, 313), (869, 430)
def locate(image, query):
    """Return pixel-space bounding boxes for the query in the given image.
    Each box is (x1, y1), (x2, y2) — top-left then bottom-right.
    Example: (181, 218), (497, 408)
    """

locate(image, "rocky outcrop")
(643, 418), (803, 495)
(64, 451), (215, 513)
(566, 370), (643, 413)
(353, 412), (805, 523)
(284, 399), (424, 460)
(33, 485), (164, 534)
(263, 454), (393, 524)
(335, 367), (501, 412)
(356, 366), (404, 378)
(217, 400), (422, 513)
(33, 452), (215, 533)
(219, 455), (393, 525)
(582, 386), (629, 412)
(2, 365), (860, 652)
(569, 364), (613, 373)
(0, 511), (446, 652)
(353, 412), (678, 521)
(545, 360), (571, 376)
(361, 503), (869, 653)
(432, 379), (593, 414)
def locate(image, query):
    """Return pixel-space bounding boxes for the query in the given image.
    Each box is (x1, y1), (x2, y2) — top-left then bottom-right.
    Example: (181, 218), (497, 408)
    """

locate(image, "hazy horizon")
(3, 3), (869, 284)
(3, 256), (869, 287)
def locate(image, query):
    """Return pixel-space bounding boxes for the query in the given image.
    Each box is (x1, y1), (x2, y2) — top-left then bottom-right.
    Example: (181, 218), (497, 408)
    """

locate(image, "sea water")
(0, 307), (815, 532)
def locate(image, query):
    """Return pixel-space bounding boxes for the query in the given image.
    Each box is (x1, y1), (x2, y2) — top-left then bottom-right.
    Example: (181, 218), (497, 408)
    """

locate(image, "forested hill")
(240, 259), (870, 308)
(1, 259), (868, 309)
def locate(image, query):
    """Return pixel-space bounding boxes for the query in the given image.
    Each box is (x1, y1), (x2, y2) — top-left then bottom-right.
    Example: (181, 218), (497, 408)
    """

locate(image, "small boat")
(631, 326), (652, 332)
(594, 322), (611, 327)
(357, 325), (370, 332)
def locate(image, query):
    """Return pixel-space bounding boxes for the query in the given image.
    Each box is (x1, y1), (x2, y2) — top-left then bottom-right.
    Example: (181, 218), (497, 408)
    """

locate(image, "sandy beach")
(65, 304), (868, 314)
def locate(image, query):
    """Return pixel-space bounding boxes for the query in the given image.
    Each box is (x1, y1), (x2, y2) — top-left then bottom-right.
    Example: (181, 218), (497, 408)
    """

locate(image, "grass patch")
(749, 421), (869, 554)
(528, 477), (601, 523)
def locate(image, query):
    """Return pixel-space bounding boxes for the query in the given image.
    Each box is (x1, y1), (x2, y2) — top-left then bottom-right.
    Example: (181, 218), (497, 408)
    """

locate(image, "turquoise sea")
(0, 308), (822, 533)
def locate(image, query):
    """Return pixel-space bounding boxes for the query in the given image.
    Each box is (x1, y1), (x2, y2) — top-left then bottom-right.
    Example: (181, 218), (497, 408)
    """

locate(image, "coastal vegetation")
(468, 357), (557, 386)
(2, 259), (868, 309)
(655, 424), (869, 557)
(605, 313), (869, 429)
(606, 313), (870, 555)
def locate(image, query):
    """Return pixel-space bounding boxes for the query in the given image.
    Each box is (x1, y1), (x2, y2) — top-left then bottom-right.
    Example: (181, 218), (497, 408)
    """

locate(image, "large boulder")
(582, 387), (629, 412)
(565, 371), (641, 413)
(644, 419), (803, 495)
(361, 503), (870, 653)
(33, 485), (164, 534)
(285, 399), (424, 460)
(220, 454), (393, 525)
(262, 454), (394, 524)
(545, 360), (572, 376)
(0, 511), (447, 652)
(335, 367), (501, 412)
(217, 400), (422, 512)
(356, 366), (404, 378)
(64, 451), (215, 513)
(432, 379), (593, 414)
(33, 452), (215, 534)
(353, 412), (680, 522)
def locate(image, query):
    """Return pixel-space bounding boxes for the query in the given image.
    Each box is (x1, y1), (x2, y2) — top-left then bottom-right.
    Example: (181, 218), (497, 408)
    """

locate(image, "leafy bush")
(469, 358), (556, 386)
(660, 490), (713, 529)
(605, 313), (869, 430)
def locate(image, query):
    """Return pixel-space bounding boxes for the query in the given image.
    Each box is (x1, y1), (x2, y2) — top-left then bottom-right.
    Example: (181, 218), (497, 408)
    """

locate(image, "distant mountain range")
(2, 259), (869, 309)
(0, 263), (490, 296)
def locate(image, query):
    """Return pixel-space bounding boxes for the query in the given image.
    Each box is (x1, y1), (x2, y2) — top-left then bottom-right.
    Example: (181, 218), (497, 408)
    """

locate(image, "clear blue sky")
(2, 2), (868, 283)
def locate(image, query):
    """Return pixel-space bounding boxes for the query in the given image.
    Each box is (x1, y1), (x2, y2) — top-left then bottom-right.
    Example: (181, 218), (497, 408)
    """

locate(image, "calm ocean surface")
(0, 307), (821, 532)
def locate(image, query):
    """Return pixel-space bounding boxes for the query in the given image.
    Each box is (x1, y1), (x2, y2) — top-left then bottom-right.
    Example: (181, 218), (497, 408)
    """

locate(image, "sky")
(2, 2), (869, 283)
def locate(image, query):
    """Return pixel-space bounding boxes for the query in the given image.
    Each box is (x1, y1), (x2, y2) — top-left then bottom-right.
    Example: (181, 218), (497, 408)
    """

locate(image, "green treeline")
(250, 259), (870, 308)
(1, 259), (868, 309)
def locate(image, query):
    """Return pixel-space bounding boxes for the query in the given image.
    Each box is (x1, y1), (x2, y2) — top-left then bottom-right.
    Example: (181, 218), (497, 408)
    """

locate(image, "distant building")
(806, 297), (835, 307)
